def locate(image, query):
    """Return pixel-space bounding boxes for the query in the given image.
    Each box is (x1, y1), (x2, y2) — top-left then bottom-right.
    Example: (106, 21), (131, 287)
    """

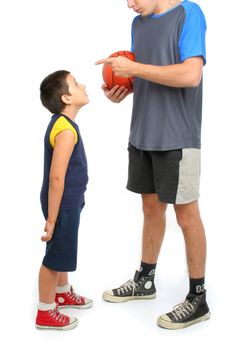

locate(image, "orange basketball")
(102, 50), (135, 92)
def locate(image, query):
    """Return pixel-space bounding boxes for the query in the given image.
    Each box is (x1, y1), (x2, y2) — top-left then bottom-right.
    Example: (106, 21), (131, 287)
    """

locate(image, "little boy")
(36, 70), (92, 331)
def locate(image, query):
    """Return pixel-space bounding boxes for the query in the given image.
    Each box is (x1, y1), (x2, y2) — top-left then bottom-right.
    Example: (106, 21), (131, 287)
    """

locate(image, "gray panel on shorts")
(176, 148), (201, 204)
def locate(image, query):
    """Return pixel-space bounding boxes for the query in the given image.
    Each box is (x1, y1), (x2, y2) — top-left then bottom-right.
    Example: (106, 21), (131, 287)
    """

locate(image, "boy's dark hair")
(40, 70), (70, 114)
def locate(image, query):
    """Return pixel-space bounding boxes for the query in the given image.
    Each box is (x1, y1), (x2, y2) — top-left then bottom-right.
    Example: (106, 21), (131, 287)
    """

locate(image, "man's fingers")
(113, 86), (128, 98)
(103, 85), (120, 97)
(95, 58), (109, 65)
(101, 83), (109, 92)
(108, 85), (120, 94)
(116, 90), (130, 103)
(95, 58), (115, 65)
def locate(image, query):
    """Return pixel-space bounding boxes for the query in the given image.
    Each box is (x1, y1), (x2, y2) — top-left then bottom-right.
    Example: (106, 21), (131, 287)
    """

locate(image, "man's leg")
(138, 194), (167, 278)
(141, 193), (167, 264)
(157, 200), (210, 329)
(103, 193), (167, 302)
(174, 200), (206, 279)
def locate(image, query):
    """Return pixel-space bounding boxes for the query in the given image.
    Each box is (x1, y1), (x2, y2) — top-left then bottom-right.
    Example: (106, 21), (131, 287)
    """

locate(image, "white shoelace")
(48, 307), (66, 323)
(116, 279), (138, 298)
(171, 300), (194, 321)
(67, 288), (82, 302)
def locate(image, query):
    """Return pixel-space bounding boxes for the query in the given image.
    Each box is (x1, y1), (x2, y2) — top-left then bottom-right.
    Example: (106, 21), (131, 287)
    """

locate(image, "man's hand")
(41, 221), (55, 242)
(101, 84), (130, 103)
(96, 56), (137, 78)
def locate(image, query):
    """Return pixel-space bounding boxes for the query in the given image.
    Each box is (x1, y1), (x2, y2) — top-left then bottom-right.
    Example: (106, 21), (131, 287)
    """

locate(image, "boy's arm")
(41, 130), (75, 242)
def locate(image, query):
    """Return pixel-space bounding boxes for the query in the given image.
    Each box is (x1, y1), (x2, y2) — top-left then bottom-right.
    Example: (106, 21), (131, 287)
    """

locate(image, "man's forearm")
(133, 59), (203, 88)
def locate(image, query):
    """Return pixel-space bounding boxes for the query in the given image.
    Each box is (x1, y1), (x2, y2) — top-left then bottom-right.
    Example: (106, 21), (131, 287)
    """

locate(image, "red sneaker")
(36, 304), (78, 331)
(56, 286), (93, 309)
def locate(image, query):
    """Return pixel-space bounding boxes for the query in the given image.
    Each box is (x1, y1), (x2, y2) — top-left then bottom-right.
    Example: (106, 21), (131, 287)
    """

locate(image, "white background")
(0, 0), (236, 349)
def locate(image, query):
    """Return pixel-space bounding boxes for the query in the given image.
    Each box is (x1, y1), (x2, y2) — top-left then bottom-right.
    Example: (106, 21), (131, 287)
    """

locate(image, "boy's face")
(64, 74), (89, 108)
(127, 0), (160, 16)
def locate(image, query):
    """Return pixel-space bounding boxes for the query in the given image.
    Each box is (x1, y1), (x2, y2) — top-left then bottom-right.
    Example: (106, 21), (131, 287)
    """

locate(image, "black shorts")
(126, 143), (201, 204)
(41, 202), (85, 272)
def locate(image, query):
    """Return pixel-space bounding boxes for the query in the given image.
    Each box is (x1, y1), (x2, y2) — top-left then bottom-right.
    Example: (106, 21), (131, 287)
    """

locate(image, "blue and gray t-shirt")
(129, 0), (207, 151)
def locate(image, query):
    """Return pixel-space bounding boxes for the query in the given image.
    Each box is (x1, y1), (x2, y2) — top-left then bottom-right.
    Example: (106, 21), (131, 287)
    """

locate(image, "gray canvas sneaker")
(103, 270), (156, 303)
(157, 291), (210, 330)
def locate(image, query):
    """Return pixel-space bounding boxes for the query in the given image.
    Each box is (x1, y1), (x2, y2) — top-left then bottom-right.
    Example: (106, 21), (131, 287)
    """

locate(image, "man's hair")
(40, 70), (70, 114)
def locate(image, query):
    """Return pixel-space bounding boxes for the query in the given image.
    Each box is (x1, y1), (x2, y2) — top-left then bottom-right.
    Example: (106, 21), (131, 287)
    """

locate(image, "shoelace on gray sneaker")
(171, 300), (194, 321)
(116, 279), (138, 298)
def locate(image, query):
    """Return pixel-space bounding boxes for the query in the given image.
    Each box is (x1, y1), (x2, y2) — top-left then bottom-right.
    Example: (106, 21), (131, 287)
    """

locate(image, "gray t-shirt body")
(129, 0), (207, 151)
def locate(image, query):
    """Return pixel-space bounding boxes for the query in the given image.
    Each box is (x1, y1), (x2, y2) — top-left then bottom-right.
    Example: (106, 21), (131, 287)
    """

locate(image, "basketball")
(102, 50), (135, 92)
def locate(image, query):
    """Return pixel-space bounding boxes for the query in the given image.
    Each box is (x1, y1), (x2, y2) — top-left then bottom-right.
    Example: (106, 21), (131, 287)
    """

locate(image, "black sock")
(139, 261), (157, 278)
(189, 277), (205, 295)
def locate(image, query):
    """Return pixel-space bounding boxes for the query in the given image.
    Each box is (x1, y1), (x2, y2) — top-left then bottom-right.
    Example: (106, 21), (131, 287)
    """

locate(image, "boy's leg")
(57, 272), (68, 286)
(56, 273), (93, 309)
(39, 265), (59, 303)
(36, 265), (78, 330)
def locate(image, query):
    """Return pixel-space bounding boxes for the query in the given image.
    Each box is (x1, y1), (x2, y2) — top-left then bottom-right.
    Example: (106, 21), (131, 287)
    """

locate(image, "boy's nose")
(127, 0), (135, 9)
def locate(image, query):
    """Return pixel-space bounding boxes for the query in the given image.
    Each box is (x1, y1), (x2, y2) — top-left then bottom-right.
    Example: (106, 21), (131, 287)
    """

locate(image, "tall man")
(96, 0), (210, 329)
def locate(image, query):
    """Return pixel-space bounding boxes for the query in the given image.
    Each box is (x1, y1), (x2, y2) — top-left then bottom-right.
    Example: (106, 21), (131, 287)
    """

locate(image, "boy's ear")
(61, 94), (72, 105)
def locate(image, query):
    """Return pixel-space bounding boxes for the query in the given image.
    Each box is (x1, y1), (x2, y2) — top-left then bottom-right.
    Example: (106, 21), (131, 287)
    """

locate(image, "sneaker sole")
(36, 319), (78, 331)
(58, 300), (93, 309)
(103, 292), (156, 303)
(157, 312), (211, 330)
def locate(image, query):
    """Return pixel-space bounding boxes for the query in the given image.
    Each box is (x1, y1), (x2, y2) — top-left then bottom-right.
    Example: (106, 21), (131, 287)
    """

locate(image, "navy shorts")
(41, 202), (85, 272)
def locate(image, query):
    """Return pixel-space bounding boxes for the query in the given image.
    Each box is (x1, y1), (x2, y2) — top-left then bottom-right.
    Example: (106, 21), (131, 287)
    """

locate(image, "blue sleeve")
(131, 16), (139, 53)
(131, 24), (135, 52)
(179, 3), (207, 64)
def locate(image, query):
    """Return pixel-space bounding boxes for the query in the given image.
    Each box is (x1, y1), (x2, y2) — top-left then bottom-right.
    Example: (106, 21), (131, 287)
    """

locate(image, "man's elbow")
(183, 58), (203, 87)
(186, 74), (202, 88)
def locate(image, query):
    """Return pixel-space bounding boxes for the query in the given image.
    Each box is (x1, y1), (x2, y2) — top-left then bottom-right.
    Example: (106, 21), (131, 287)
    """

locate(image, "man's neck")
(154, 0), (182, 15)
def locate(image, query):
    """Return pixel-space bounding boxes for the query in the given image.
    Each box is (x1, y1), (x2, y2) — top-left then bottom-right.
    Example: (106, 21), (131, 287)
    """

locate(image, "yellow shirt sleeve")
(49, 116), (78, 148)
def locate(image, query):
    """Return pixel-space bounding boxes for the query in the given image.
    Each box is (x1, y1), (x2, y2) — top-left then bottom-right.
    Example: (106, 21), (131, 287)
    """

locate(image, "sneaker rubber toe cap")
(104, 290), (114, 296)
(157, 314), (172, 328)
(69, 317), (78, 324)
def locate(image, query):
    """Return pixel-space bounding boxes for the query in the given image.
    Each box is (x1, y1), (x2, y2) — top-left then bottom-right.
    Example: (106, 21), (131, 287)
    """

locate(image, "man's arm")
(133, 57), (204, 88)
(96, 56), (204, 88)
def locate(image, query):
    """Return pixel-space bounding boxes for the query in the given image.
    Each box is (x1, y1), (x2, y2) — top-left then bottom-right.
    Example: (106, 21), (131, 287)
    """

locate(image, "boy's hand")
(101, 84), (130, 103)
(41, 221), (55, 242)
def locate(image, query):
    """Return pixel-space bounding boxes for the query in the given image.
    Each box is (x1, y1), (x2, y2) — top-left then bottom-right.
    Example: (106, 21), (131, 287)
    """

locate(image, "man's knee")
(174, 201), (200, 230)
(142, 194), (167, 217)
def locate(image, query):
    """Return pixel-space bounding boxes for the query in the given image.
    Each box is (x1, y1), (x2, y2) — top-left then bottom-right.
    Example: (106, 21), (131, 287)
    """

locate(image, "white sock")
(38, 301), (56, 311)
(56, 283), (71, 293)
